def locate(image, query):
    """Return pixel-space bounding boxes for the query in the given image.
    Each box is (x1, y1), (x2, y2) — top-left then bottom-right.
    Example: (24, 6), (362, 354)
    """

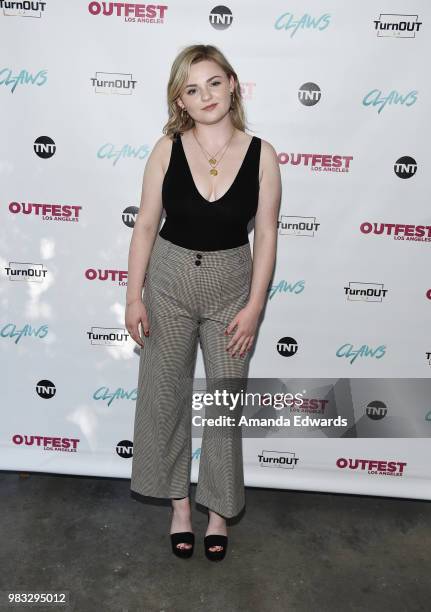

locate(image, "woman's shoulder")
(150, 134), (178, 174)
(246, 133), (276, 157)
(256, 136), (278, 166)
(251, 136), (280, 183)
(153, 133), (177, 150)
(255, 135), (275, 153)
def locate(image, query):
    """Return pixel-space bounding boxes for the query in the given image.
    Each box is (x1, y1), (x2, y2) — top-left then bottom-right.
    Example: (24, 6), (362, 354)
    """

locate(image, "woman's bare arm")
(126, 135), (172, 306)
(224, 139), (282, 356)
(248, 139), (282, 313)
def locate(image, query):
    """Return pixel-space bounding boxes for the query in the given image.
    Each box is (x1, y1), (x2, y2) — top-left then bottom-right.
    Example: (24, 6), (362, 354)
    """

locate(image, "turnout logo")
(374, 14), (422, 38)
(344, 282), (388, 302)
(278, 215), (320, 237)
(258, 450), (299, 469)
(5, 262), (48, 283)
(87, 327), (130, 346)
(91, 72), (137, 95)
(2, 2), (47, 17)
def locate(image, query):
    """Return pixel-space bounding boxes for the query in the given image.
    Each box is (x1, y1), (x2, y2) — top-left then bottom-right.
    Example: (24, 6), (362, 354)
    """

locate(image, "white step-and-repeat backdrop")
(1, 1), (430, 500)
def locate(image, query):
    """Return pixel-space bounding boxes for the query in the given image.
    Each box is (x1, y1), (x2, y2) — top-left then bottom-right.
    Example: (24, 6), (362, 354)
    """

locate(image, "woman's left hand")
(224, 302), (261, 357)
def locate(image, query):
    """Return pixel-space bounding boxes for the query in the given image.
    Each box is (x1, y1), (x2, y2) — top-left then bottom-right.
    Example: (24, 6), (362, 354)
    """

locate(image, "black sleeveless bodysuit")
(159, 132), (261, 251)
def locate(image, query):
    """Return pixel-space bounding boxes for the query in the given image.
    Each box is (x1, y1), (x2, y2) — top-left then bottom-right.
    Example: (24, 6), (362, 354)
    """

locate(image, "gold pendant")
(209, 158), (217, 165)
(210, 168), (218, 176)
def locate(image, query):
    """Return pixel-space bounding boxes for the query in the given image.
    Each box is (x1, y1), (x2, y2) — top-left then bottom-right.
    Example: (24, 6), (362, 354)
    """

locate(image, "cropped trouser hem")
(195, 490), (245, 519)
(131, 487), (245, 519)
(131, 486), (190, 500)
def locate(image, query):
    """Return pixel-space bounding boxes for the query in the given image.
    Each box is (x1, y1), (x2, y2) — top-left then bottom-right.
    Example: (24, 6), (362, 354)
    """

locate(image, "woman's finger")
(131, 325), (145, 348)
(226, 329), (242, 352)
(238, 337), (251, 357)
(230, 334), (246, 356)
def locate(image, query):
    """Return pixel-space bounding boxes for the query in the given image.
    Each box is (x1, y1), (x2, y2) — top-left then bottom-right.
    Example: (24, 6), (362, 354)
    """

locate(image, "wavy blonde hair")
(162, 44), (251, 141)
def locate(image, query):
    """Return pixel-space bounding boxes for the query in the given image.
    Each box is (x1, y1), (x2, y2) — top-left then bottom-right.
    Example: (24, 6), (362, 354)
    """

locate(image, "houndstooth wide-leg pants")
(130, 234), (253, 518)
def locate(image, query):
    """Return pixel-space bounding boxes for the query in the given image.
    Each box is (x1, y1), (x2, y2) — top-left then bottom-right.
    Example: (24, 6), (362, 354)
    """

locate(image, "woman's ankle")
(172, 496), (191, 512)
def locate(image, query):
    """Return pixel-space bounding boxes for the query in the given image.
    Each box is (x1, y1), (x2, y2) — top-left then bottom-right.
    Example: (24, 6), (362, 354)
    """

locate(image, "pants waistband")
(152, 235), (252, 269)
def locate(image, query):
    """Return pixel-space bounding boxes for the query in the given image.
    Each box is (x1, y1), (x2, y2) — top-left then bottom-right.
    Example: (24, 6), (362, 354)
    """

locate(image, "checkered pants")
(130, 234), (253, 518)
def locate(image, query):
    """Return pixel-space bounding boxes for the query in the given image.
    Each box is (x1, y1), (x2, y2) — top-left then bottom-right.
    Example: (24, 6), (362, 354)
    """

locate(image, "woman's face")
(177, 59), (234, 124)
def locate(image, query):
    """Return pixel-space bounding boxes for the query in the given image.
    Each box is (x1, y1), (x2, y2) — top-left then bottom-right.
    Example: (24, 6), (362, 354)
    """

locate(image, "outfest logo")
(8, 201), (82, 222)
(336, 457), (407, 476)
(360, 221), (431, 242)
(277, 152), (353, 172)
(85, 268), (128, 284)
(12, 434), (80, 452)
(88, 2), (168, 23)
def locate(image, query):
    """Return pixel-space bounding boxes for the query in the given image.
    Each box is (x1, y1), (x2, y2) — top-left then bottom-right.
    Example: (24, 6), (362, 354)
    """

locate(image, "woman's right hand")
(125, 298), (149, 348)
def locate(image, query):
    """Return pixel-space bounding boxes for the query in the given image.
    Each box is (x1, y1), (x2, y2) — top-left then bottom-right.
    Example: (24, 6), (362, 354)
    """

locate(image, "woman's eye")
(186, 81), (221, 95)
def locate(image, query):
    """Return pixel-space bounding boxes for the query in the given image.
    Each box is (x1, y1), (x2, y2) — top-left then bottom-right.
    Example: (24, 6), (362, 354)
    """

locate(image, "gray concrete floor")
(1, 471), (430, 612)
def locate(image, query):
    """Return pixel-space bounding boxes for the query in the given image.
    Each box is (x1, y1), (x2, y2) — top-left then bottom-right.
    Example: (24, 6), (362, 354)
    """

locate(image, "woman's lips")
(202, 103), (218, 111)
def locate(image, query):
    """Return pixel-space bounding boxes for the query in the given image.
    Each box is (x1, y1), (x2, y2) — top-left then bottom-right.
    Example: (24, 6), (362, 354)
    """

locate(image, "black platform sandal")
(204, 512), (228, 561)
(170, 497), (194, 559)
(170, 531), (195, 559)
(204, 534), (228, 561)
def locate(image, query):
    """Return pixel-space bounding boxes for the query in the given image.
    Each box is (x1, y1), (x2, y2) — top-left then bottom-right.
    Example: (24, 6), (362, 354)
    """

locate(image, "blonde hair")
(162, 44), (251, 141)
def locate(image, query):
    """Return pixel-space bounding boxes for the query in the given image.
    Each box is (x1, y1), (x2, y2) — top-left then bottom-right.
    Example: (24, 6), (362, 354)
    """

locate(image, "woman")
(125, 44), (281, 561)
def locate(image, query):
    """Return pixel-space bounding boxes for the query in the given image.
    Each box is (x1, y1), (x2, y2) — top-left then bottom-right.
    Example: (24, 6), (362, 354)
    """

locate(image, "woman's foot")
(205, 509), (227, 553)
(170, 496), (193, 552)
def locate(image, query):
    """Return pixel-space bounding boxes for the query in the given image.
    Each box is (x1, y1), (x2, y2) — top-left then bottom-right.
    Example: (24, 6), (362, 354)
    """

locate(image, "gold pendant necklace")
(192, 128), (236, 176)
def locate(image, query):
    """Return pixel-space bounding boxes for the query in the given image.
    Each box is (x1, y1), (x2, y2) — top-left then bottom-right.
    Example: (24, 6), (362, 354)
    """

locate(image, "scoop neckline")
(178, 133), (255, 204)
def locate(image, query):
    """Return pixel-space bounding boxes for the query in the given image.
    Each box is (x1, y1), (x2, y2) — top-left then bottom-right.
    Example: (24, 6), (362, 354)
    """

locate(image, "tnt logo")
(36, 379), (56, 399)
(394, 156), (417, 179)
(276, 337), (298, 357)
(116, 440), (133, 458)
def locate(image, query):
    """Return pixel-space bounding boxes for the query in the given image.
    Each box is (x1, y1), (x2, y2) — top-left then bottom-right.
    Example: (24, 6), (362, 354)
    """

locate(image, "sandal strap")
(171, 532), (194, 545)
(204, 534), (228, 548)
